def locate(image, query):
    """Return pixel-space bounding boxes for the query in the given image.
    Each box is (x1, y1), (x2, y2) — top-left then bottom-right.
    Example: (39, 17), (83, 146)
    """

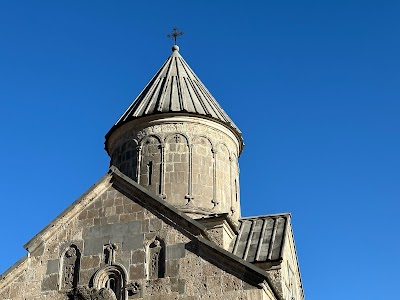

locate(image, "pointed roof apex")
(106, 45), (243, 146)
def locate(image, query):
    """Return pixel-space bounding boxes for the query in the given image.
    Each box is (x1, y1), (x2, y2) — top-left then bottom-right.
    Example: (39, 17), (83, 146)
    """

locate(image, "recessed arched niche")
(192, 136), (213, 207)
(139, 135), (162, 195)
(146, 237), (165, 280)
(164, 133), (189, 204)
(216, 143), (231, 212)
(111, 139), (138, 180)
(60, 244), (81, 291)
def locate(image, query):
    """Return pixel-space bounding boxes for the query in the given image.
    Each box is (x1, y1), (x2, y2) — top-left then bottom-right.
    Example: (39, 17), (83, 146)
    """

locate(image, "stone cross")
(167, 27), (184, 45)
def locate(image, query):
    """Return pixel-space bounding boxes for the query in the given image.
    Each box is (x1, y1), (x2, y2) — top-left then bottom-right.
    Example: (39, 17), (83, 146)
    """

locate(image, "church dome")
(105, 45), (243, 153)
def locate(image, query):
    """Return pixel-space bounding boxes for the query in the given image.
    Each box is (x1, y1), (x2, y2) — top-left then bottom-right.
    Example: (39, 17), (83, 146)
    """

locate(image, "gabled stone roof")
(230, 214), (290, 263)
(1, 166), (283, 300)
(106, 45), (242, 140)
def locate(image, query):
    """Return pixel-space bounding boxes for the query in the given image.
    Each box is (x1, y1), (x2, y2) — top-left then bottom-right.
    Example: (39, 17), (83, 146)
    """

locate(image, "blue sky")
(0, 1), (399, 299)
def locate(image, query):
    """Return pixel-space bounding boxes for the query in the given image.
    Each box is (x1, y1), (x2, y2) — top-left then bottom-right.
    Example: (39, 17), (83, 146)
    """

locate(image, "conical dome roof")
(106, 45), (242, 142)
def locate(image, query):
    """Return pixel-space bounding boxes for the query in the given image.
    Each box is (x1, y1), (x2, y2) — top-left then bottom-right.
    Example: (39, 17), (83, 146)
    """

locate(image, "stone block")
(79, 269), (95, 286)
(81, 255), (100, 269)
(131, 249), (145, 264)
(149, 218), (162, 232)
(120, 213), (136, 223)
(88, 225), (101, 237)
(46, 259), (59, 275)
(110, 235), (124, 244)
(123, 204), (133, 214)
(122, 234), (144, 251)
(107, 214), (119, 224)
(41, 274), (58, 291)
(132, 202), (143, 213)
(165, 259), (179, 277)
(100, 216), (109, 225)
(129, 264), (144, 280)
(116, 205), (124, 214)
(136, 211), (145, 220)
(115, 197), (124, 206)
(178, 279), (186, 294)
(98, 208), (106, 218)
(166, 243), (186, 260)
(112, 223), (129, 236)
(100, 224), (113, 236)
(87, 209), (99, 219)
(93, 199), (102, 209)
(83, 237), (110, 255)
(142, 219), (150, 232)
(128, 220), (143, 234)
(80, 217), (94, 227)
(78, 211), (87, 220)
(105, 206), (115, 216)
(31, 243), (45, 257)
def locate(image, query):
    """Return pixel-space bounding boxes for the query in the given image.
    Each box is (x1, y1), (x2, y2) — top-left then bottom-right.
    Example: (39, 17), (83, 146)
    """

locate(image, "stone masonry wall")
(0, 185), (269, 300)
(279, 224), (304, 300)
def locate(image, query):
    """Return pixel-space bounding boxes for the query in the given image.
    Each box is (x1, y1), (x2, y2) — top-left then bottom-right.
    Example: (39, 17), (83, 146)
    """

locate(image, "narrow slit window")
(235, 179), (238, 202)
(147, 161), (153, 186)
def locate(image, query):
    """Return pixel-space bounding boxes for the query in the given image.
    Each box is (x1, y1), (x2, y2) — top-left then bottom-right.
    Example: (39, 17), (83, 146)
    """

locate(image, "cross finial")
(167, 27), (184, 45)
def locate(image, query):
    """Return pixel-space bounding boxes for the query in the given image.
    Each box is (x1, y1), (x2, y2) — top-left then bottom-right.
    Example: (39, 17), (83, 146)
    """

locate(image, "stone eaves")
(231, 214), (291, 264)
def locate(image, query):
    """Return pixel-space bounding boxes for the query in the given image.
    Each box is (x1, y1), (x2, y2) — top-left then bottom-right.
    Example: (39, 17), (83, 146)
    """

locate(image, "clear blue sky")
(1, 1), (399, 299)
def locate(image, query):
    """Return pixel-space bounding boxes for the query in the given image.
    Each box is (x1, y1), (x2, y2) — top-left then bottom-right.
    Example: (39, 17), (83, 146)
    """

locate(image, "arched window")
(93, 264), (127, 300)
(106, 277), (116, 291)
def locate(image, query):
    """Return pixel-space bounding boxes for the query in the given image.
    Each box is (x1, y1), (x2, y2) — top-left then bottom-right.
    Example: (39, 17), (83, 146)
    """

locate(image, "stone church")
(0, 44), (305, 300)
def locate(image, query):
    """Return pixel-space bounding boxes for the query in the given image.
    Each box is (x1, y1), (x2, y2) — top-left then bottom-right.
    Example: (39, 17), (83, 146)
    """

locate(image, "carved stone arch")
(138, 135), (163, 195)
(216, 142), (232, 159)
(92, 264), (128, 300)
(118, 139), (138, 179)
(164, 133), (190, 205)
(230, 152), (240, 217)
(192, 136), (214, 207)
(193, 135), (214, 149)
(230, 153), (239, 201)
(145, 237), (165, 280)
(59, 244), (81, 291)
(139, 134), (162, 146)
(215, 143), (232, 211)
(164, 132), (190, 145)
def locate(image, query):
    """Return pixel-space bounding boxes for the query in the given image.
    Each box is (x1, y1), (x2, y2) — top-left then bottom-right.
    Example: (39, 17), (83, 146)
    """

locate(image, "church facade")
(0, 44), (305, 300)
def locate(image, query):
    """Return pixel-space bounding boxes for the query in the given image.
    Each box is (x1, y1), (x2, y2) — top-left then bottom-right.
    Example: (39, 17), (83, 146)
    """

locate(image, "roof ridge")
(240, 212), (291, 220)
